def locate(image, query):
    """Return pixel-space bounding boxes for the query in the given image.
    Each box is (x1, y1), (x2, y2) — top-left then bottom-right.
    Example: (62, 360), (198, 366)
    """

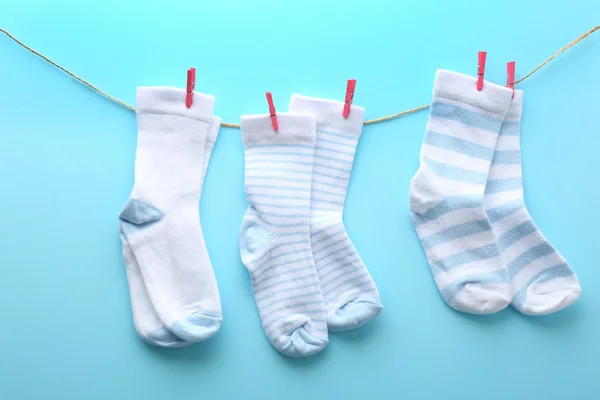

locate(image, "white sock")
(121, 116), (221, 347)
(409, 70), (513, 314)
(484, 91), (581, 315)
(288, 95), (382, 331)
(239, 113), (328, 358)
(119, 88), (222, 343)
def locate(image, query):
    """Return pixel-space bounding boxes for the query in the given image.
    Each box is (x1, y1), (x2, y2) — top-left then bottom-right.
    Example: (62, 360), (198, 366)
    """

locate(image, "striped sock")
(409, 70), (513, 314)
(239, 113), (328, 357)
(289, 95), (382, 331)
(485, 91), (581, 315)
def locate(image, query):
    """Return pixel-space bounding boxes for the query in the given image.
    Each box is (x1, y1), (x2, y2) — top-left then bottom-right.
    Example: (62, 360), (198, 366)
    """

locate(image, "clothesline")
(1, 25), (598, 129)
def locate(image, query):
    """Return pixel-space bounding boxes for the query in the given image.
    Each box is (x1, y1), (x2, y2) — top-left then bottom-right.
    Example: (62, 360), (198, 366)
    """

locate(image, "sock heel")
(239, 212), (276, 273)
(409, 166), (445, 215)
(119, 198), (165, 235)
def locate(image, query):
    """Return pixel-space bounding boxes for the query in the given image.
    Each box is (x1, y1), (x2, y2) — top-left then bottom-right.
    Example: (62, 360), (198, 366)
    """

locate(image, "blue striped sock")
(484, 91), (581, 315)
(289, 95), (382, 331)
(409, 70), (513, 314)
(239, 113), (328, 358)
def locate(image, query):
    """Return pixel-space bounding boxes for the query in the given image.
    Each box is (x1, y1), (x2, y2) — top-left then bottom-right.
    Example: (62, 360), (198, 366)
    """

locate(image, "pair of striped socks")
(410, 70), (581, 315)
(240, 95), (383, 357)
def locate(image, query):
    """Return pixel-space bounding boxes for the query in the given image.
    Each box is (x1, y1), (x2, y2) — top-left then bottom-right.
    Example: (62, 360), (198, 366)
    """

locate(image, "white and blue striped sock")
(409, 70), (513, 314)
(239, 113), (328, 358)
(485, 91), (581, 315)
(289, 95), (382, 331)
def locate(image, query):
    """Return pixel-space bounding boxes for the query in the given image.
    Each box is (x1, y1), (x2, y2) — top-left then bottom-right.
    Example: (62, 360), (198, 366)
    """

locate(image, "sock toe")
(276, 324), (328, 358)
(169, 311), (223, 342)
(327, 294), (383, 332)
(518, 287), (582, 315)
(451, 283), (511, 314)
(143, 326), (190, 348)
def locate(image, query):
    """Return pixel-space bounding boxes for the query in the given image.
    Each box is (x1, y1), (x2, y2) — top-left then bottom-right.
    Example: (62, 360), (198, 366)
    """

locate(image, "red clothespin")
(186, 68), (196, 108)
(343, 79), (356, 118)
(266, 92), (278, 131)
(507, 61), (516, 99)
(477, 51), (487, 91)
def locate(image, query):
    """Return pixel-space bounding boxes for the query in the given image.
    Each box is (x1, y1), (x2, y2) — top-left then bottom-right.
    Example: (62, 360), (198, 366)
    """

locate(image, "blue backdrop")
(1, 1), (599, 399)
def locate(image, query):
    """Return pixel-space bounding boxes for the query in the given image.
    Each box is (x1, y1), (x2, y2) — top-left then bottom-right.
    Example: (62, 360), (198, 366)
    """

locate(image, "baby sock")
(239, 113), (328, 358)
(288, 95), (382, 331)
(485, 91), (581, 315)
(120, 116), (221, 347)
(409, 70), (513, 314)
(119, 88), (222, 342)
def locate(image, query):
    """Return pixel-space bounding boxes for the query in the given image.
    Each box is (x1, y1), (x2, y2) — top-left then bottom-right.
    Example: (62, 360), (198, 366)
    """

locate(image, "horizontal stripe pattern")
(491, 150), (521, 165)
(485, 178), (523, 194)
(429, 101), (504, 133)
(484, 114), (579, 314)
(422, 145), (491, 174)
(424, 131), (496, 161)
(240, 139), (327, 354)
(421, 101), (503, 189)
(411, 96), (511, 313)
(310, 128), (382, 327)
(425, 113), (499, 148)
(488, 164), (522, 180)
(423, 157), (488, 185)
(499, 122), (520, 136)
(421, 219), (491, 250)
(429, 243), (501, 274)
(411, 195), (482, 226)
(486, 199), (524, 224)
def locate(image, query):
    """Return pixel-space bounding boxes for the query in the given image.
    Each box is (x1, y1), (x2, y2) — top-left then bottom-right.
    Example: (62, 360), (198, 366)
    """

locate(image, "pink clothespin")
(477, 51), (487, 91)
(507, 61), (516, 99)
(266, 92), (278, 131)
(186, 68), (196, 108)
(343, 79), (356, 118)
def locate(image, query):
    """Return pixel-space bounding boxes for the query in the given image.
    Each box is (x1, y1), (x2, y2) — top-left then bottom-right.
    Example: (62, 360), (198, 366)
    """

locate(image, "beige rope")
(1, 25), (598, 129)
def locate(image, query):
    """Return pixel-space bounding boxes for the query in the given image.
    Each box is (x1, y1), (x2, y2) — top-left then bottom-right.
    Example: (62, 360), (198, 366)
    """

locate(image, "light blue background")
(0, 1), (599, 399)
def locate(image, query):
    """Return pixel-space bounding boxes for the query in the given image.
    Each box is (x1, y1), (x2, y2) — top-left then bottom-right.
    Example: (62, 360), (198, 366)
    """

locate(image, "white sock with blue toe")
(289, 95), (382, 331)
(119, 87), (222, 343)
(239, 112), (328, 358)
(121, 116), (221, 347)
(484, 91), (581, 315)
(409, 70), (513, 314)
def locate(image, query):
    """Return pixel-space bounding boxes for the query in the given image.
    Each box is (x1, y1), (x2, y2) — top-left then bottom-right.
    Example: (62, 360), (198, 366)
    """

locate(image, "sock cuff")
(505, 91), (523, 122)
(136, 87), (215, 123)
(207, 116), (222, 142)
(240, 113), (316, 148)
(433, 70), (513, 117)
(288, 95), (365, 138)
